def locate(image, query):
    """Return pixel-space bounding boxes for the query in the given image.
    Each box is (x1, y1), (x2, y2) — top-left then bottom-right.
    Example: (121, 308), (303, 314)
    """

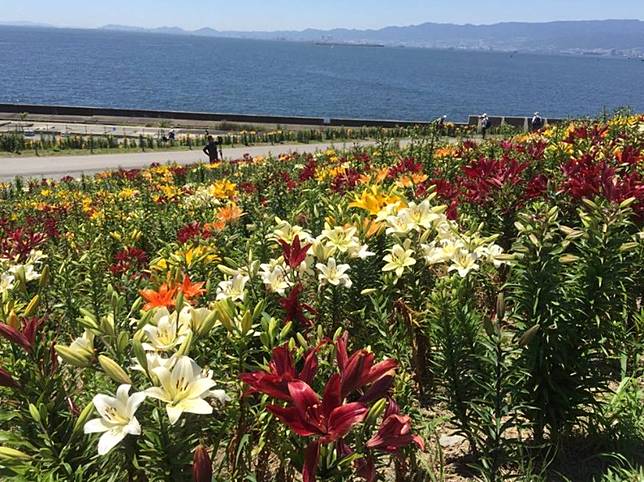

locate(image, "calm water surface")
(0, 26), (642, 121)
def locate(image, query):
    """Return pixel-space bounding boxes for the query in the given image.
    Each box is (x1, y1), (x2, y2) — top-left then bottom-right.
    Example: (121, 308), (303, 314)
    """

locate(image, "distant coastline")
(1, 19), (643, 59)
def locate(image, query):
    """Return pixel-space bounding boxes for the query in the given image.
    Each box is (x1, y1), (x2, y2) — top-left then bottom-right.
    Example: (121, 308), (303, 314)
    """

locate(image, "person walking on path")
(531, 112), (544, 132)
(480, 113), (491, 139)
(203, 136), (223, 164)
(435, 115), (447, 134)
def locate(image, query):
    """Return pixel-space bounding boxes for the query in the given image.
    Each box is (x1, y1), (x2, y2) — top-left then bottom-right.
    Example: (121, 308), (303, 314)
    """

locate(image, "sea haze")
(0, 26), (642, 121)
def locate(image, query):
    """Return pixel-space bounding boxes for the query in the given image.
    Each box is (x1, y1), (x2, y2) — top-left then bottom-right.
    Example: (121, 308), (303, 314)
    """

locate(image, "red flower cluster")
(280, 284), (316, 328)
(561, 156), (643, 218)
(240, 333), (422, 482)
(299, 157), (318, 182)
(0, 228), (47, 261)
(331, 168), (362, 194)
(461, 157), (529, 204)
(176, 222), (212, 244)
(388, 158), (423, 179)
(109, 247), (149, 277)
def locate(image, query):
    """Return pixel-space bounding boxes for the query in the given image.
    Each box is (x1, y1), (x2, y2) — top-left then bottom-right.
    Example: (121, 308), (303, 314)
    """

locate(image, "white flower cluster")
(182, 185), (222, 209)
(380, 199), (508, 280)
(0, 250), (46, 294)
(79, 304), (229, 456)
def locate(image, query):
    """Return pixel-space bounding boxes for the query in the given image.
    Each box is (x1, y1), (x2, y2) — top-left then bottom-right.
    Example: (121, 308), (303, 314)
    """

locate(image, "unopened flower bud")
(192, 444), (212, 482)
(98, 355), (132, 385)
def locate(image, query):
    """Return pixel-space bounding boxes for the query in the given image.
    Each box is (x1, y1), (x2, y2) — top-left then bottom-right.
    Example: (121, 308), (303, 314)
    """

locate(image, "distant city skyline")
(2, 0), (644, 31)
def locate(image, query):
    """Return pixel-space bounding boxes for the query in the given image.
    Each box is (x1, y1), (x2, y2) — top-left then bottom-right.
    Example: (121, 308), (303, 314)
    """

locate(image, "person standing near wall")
(531, 112), (544, 132)
(480, 113), (491, 139)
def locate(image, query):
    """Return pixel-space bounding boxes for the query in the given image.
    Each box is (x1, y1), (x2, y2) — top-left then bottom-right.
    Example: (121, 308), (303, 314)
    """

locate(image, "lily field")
(0, 116), (642, 481)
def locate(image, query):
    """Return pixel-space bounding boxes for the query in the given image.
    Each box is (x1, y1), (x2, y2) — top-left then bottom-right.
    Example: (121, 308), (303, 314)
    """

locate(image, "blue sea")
(0, 26), (643, 121)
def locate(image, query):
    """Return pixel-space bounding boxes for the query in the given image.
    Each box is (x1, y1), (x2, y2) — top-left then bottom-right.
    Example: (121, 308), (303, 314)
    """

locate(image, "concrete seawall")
(0, 103), (568, 131)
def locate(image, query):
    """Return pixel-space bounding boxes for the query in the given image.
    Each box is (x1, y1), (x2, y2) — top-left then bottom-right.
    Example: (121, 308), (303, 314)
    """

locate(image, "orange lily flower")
(140, 283), (177, 311)
(180, 275), (206, 302)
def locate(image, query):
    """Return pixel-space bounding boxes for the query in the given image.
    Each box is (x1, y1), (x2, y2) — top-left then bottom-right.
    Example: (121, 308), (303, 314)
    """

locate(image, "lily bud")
(39, 264), (50, 289)
(240, 311), (253, 337)
(24, 295), (40, 318)
(279, 322), (292, 341)
(98, 355), (132, 385)
(28, 404), (41, 423)
(176, 331), (194, 358)
(99, 314), (116, 337)
(495, 293), (505, 322)
(0, 447), (30, 461)
(132, 339), (148, 374)
(193, 444), (212, 482)
(55, 344), (93, 367)
(73, 401), (95, 436)
(7, 311), (20, 330)
(519, 325), (541, 347)
(364, 398), (388, 426)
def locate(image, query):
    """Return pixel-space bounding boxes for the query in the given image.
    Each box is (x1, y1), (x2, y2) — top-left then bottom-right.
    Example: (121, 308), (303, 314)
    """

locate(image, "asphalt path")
(0, 140), (384, 181)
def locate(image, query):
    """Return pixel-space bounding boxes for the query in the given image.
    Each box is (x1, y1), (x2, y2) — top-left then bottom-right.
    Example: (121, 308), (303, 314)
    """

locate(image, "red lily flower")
(240, 345), (318, 401)
(336, 332), (398, 401)
(366, 399), (424, 453)
(279, 236), (311, 270)
(268, 377), (367, 442)
(0, 320), (37, 353)
(280, 283), (316, 328)
(268, 376), (368, 446)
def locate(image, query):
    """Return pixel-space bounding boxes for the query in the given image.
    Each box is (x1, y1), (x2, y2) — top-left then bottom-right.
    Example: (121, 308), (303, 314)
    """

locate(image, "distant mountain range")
(3, 20), (644, 57)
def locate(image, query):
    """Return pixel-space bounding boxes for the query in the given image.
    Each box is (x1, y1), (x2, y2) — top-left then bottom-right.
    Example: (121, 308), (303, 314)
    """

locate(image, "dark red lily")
(279, 235), (311, 270)
(268, 376), (368, 482)
(0, 366), (19, 389)
(0, 319), (39, 354)
(336, 332), (398, 401)
(268, 376), (367, 443)
(240, 345), (318, 402)
(366, 399), (424, 453)
(280, 283), (316, 328)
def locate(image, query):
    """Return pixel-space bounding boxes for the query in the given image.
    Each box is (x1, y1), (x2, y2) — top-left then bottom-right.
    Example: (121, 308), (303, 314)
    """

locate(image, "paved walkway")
(0, 140), (384, 181)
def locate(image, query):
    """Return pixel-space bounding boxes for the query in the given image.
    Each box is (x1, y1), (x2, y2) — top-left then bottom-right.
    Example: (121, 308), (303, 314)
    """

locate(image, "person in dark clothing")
(480, 114), (491, 139)
(203, 136), (223, 164)
(531, 112), (544, 132)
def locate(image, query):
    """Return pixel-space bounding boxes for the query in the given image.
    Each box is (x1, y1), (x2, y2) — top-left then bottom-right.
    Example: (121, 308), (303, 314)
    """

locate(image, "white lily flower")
(131, 352), (176, 374)
(142, 308), (190, 352)
(320, 225), (361, 253)
(69, 329), (95, 358)
(348, 243), (375, 260)
(399, 200), (439, 231)
(145, 356), (229, 425)
(382, 244), (417, 278)
(84, 385), (146, 455)
(385, 213), (414, 236)
(273, 218), (313, 243)
(216, 273), (249, 302)
(259, 260), (291, 295)
(316, 258), (352, 288)
(448, 252), (480, 278)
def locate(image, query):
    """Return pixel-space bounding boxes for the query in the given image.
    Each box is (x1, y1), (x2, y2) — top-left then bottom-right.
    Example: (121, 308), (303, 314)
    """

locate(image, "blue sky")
(3, 0), (643, 30)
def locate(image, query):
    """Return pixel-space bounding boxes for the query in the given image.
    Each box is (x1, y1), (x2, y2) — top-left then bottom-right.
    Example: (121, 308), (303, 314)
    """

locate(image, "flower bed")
(0, 115), (642, 481)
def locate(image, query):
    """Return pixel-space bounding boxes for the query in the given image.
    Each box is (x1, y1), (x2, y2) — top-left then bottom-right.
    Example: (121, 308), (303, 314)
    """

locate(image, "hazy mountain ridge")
(99, 20), (644, 56)
(3, 20), (643, 56)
